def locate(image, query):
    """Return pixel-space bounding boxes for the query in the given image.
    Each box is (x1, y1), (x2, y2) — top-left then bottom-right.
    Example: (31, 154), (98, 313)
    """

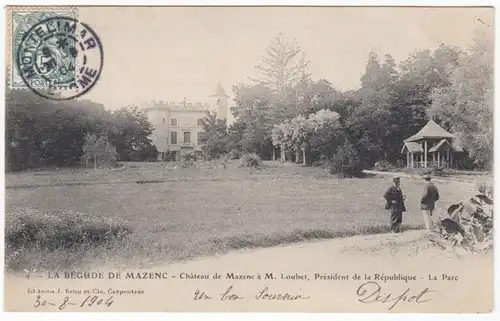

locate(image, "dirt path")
(5, 230), (493, 313)
(363, 170), (493, 189)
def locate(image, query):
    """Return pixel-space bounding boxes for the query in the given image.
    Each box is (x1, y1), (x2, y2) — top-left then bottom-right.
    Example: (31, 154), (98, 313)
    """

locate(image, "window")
(197, 118), (203, 127)
(170, 118), (177, 126)
(162, 117), (165, 124)
(183, 131), (191, 143)
(170, 131), (177, 145)
(216, 99), (220, 106)
(197, 132), (203, 145)
(195, 151), (203, 159)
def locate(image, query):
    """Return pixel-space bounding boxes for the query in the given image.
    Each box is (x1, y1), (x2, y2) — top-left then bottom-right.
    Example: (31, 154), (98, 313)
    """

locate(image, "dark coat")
(421, 182), (440, 210)
(383, 185), (406, 212)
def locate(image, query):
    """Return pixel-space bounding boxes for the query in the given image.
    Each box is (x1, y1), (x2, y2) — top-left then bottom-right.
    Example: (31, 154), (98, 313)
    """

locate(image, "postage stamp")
(8, 7), (78, 87)
(7, 7), (104, 100)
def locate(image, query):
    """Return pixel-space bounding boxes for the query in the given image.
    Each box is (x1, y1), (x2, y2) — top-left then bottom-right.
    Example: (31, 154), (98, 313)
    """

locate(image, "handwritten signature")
(356, 281), (434, 310)
(33, 295), (114, 310)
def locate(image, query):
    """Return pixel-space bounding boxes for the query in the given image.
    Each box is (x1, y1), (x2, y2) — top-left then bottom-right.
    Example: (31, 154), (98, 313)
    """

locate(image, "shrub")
(373, 160), (395, 172)
(239, 153), (261, 168)
(5, 209), (131, 252)
(81, 133), (118, 169)
(429, 161), (447, 177)
(181, 151), (197, 161)
(477, 182), (493, 197)
(227, 149), (242, 160)
(327, 142), (364, 178)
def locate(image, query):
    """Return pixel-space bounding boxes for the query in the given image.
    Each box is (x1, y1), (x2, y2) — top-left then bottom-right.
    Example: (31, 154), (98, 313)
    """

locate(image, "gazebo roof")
(401, 142), (424, 153)
(401, 138), (464, 154)
(405, 120), (454, 142)
(429, 139), (453, 152)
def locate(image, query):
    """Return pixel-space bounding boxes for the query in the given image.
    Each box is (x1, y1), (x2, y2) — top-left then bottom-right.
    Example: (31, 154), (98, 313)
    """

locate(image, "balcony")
(180, 141), (194, 147)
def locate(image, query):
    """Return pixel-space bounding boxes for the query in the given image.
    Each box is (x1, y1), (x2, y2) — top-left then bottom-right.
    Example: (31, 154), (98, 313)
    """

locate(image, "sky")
(72, 6), (494, 110)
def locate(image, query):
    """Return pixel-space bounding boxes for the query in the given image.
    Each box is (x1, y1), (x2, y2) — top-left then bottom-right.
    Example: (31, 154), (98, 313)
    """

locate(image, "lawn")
(4, 161), (479, 272)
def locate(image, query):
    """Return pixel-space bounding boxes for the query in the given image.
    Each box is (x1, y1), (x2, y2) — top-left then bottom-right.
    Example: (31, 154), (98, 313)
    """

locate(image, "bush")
(181, 151), (197, 161)
(239, 153), (261, 168)
(428, 161), (447, 177)
(373, 160), (395, 172)
(227, 149), (242, 160)
(327, 142), (364, 178)
(477, 183), (493, 197)
(5, 209), (131, 252)
(81, 133), (118, 169)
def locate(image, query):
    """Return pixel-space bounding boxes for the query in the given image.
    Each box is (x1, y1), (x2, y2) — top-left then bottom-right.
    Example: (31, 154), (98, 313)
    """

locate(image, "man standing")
(421, 174), (440, 232)
(383, 177), (406, 233)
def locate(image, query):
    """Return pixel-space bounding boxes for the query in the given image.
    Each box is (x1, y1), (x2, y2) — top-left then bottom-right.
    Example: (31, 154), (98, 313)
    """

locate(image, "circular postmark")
(16, 16), (103, 100)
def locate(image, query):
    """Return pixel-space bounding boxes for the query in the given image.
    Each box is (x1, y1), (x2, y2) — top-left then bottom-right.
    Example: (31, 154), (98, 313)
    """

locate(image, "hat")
(393, 177), (400, 182)
(423, 174), (432, 180)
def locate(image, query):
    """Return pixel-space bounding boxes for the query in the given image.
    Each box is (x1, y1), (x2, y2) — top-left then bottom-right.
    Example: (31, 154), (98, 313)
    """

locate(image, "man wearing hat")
(383, 177), (406, 233)
(421, 174), (440, 232)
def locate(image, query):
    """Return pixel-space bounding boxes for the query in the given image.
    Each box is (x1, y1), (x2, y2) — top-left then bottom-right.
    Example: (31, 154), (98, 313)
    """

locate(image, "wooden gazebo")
(401, 120), (464, 169)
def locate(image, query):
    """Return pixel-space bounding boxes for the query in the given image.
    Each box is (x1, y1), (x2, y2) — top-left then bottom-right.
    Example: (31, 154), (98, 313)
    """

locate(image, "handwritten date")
(34, 295), (114, 310)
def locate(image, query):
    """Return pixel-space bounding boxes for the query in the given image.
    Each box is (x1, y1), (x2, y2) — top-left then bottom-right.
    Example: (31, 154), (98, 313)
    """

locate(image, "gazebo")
(401, 120), (464, 169)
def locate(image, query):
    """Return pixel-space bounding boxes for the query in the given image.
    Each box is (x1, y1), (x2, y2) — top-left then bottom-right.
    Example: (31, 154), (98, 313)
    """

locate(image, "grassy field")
(5, 161), (480, 272)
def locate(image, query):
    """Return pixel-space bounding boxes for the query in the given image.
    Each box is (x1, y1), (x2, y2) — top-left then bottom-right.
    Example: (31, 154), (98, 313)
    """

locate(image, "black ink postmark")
(15, 16), (103, 100)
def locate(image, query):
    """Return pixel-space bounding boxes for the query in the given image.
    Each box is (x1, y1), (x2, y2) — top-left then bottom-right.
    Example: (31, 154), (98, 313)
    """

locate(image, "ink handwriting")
(193, 286), (310, 301)
(33, 295), (114, 310)
(356, 281), (434, 310)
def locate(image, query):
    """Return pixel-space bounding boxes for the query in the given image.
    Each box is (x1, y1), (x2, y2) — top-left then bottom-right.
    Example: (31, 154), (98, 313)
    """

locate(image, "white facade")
(144, 83), (230, 160)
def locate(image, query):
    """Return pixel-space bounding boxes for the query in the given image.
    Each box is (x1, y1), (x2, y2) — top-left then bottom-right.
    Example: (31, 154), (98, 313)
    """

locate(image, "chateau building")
(144, 82), (230, 161)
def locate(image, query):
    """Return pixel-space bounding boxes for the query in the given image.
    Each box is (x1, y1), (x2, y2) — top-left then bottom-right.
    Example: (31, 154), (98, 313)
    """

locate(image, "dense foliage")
(7, 28), (492, 173)
(200, 29), (492, 171)
(6, 89), (157, 171)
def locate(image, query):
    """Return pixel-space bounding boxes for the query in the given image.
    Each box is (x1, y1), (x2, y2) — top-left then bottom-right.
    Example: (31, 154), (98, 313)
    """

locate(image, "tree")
(271, 119), (294, 162)
(107, 106), (156, 161)
(272, 109), (341, 164)
(199, 111), (230, 159)
(232, 84), (276, 158)
(5, 89), (112, 170)
(429, 28), (493, 168)
(307, 109), (342, 163)
(250, 33), (311, 98)
(290, 114), (310, 164)
(390, 44), (463, 161)
(81, 133), (117, 170)
(347, 52), (398, 165)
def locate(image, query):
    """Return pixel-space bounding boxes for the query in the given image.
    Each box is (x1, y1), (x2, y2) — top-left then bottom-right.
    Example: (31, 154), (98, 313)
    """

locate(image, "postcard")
(3, 5), (494, 313)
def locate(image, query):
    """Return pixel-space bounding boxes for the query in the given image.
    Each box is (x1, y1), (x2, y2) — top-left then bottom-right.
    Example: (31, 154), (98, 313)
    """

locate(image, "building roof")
(429, 139), (453, 152)
(405, 120), (454, 142)
(401, 142), (424, 153)
(212, 82), (229, 98)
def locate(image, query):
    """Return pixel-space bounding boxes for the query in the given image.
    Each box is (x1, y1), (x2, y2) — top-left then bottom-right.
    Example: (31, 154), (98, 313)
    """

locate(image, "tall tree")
(428, 28), (493, 168)
(199, 111), (230, 159)
(347, 52), (398, 165)
(231, 84), (275, 158)
(250, 33), (311, 98)
(392, 44), (463, 146)
(108, 106), (156, 161)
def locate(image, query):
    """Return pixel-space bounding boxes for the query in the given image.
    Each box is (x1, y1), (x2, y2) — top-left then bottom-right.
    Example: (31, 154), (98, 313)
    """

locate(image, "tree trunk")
(302, 148), (306, 165)
(295, 149), (300, 163)
(94, 156), (97, 170)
